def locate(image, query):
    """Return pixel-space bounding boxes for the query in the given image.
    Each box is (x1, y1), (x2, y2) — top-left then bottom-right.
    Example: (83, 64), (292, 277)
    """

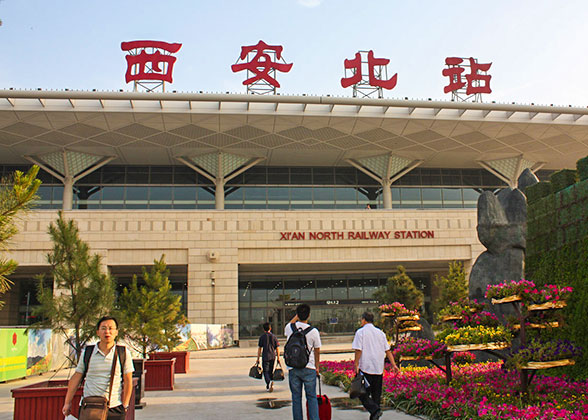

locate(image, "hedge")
(525, 155), (588, 379)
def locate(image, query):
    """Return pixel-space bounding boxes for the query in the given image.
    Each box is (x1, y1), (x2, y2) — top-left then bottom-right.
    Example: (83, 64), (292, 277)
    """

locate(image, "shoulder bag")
(78, 347), (119, 420)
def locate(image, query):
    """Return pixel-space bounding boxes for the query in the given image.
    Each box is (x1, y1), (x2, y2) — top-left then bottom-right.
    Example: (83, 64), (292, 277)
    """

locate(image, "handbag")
(78, 347), (119, 420)
(273, 360), (285, 381)
(349, 372), (368, 399)
(248, 361), (262, 379)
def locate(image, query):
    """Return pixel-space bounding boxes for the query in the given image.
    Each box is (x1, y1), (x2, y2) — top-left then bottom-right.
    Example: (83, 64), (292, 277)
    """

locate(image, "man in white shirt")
(284, 304), (321, 420)
(62, 316), (134, 420)
(352, 311), (400, 420)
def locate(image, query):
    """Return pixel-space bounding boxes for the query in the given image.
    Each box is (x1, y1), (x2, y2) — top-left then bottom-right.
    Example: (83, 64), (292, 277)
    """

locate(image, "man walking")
(352, 312), (400, 420)
(284, 304), (321, 420)
(256, 322), (280, 392)
(62, 316), (134, 420)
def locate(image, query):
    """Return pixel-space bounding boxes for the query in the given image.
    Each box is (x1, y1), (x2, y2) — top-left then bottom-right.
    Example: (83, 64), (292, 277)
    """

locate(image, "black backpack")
(81, 344), (126, 381)
(284, 323), (314, 369)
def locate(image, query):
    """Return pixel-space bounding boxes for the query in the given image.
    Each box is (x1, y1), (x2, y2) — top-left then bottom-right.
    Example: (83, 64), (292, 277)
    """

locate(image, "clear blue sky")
(0, 0), (586, 106)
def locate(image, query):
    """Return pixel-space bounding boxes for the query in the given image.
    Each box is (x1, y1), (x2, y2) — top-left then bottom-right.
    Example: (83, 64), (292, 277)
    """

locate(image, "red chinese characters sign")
(121, 40), (182, 84)
(231, 40), (293, 88)
(341, 50), (398, 90)
(443, 57), (492, 95)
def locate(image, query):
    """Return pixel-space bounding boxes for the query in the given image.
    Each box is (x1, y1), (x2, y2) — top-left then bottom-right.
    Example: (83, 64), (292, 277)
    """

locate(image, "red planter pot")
(144, 358), (176, 391)
(11, 378), (137, 420)
(149, 351), (189, 374)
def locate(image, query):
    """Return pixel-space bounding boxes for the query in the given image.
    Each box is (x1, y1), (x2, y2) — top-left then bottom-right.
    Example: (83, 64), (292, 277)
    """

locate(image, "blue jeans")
(288, 368), (319, 420)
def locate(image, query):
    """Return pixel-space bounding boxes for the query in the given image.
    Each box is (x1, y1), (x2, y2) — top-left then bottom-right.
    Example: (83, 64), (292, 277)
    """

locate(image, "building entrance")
(238, 270), (431, 338)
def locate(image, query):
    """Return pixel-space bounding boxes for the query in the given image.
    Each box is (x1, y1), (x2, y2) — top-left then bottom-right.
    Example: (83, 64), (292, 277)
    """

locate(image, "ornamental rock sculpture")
(469, 169), (539, 318)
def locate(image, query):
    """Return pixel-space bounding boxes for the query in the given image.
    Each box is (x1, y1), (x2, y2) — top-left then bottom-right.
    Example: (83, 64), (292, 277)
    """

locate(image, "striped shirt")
(75, 344), (134, 408)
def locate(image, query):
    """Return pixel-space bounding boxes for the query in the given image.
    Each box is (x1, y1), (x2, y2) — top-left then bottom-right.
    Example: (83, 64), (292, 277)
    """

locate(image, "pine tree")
(0, 166), (41, 308)
(117, 256), (186, 358)
(374, 265), (424, 311)
(431, 261), (468, 318)
(33, 212), (115, 364)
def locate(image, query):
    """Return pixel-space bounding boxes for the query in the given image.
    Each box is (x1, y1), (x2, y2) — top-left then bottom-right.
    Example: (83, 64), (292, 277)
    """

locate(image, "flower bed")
(452, 351), (476, 364)
(393, 337), (446, 361)
(321, 360), (588, 420)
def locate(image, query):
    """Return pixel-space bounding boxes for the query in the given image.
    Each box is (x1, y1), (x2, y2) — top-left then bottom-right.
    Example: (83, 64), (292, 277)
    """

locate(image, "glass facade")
(238, 272), (431, 338)
(0, 164), (534, 210)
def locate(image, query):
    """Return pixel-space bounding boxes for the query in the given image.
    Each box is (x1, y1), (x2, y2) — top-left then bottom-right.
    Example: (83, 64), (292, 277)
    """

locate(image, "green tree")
(431, 261), (468, 318)
(33, 212), (115, 364)
(0, 166), (41, 308)
(374, 265), (424, 311)
(117, 256), (186, 358)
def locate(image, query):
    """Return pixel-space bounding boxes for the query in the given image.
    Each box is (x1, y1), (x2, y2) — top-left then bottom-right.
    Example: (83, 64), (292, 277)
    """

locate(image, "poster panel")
(27, 329), (52, 376)
(0, 328), (28, 381)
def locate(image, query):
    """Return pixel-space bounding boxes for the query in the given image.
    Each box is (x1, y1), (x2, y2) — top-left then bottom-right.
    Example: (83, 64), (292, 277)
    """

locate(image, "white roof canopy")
(0, 90), (587, 170)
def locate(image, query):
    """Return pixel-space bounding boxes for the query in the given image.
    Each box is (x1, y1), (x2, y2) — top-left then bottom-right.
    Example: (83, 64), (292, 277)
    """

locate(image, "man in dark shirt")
(256, 322), (280, 392)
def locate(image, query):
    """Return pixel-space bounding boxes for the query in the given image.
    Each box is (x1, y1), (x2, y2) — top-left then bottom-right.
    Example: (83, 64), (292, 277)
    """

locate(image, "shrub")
(549, 169), (578, 193)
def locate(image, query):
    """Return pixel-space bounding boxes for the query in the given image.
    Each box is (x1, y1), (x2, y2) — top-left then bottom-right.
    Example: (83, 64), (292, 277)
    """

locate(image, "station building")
(1, 89), (587, 339)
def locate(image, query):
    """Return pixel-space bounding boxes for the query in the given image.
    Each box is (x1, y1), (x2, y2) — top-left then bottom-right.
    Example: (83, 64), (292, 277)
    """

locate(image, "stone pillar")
(215, 179), (225, 210)
(382, 179), (392, 209)
(62, 176), (74, 210)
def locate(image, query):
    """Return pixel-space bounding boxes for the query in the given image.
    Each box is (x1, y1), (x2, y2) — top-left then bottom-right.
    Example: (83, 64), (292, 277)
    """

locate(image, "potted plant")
(393, 337), (446, 361)
(524, 285), (573, 310)
(506, 339), (582, 370)
(485, 279), (536, 304)
(437, 298), (485, 321)
(437, 325), (511, 352)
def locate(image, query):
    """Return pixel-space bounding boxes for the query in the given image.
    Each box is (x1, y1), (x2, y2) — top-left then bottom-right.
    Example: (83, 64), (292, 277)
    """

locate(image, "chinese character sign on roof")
(443, 57), (492, 102)
(121, 40), (182, 92)
(340, 50), (397, 98)
(231, 40), (293, 95)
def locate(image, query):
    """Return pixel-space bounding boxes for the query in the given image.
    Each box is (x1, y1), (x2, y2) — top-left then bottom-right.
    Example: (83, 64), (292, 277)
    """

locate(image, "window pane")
(335, 168), (357, 185)
(463, 188), (481, 208)
(267, 187), (289, 202)
(126, 186), (148, 201)
(400, 188), (421, 208)
(244, 167), (267, 184)
(313, 187), (335, 204)
(335, 188), (357, 204)
(422, 188), (442, 208)
(173, 186), (196, 202)
(102, 186), (124, 201)
(442, 188), (463, 208)
(174, 167), (196, 184)
(267, 167), (289, 184)
(197, 187), (215, 207)
(150, 171), (173, 184)
(313, 168), (334, 185)
(291, 168), (312, 185)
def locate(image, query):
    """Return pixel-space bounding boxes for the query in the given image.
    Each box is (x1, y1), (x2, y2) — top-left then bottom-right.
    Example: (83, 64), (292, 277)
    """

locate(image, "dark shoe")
(370, 410), (383, 420)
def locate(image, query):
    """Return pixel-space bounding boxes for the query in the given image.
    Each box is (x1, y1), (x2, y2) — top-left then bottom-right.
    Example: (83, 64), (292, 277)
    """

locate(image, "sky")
(1, 0), (587, 106)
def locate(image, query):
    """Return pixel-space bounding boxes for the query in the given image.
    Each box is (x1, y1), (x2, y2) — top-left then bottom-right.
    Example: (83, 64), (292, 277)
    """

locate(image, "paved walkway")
(0, 344), (421, 420)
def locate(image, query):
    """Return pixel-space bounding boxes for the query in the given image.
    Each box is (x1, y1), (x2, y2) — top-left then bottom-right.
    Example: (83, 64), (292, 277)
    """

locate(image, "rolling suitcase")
(306, 375), (331, 420)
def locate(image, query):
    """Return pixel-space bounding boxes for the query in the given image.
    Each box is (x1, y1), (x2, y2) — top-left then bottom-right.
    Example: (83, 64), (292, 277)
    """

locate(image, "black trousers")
(358, 372), (383, 417)
(262, 358), (275, 386)
(107, 405), (126, 420)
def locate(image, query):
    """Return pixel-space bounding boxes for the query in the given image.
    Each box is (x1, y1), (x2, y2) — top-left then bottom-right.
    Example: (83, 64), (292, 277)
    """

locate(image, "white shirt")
(352, 323), (390, 375)
(284, 321), (321, 370)
(75, 345), (134, 408)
